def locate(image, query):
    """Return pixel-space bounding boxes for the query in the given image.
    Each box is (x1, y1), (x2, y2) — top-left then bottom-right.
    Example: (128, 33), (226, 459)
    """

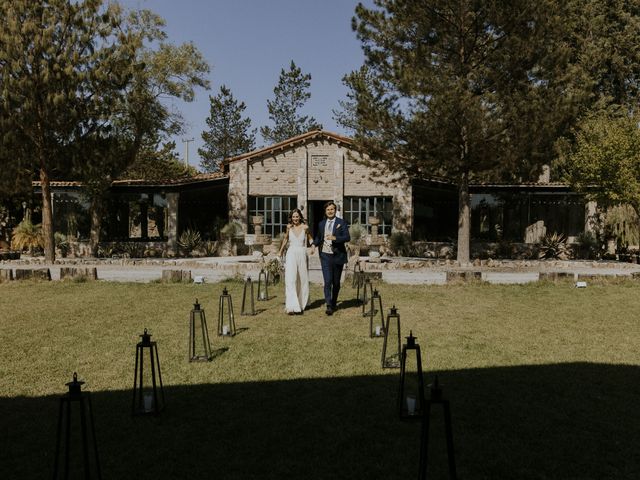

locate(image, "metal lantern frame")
(360, 277), (374, 314)
(365, 288), (385, 338)
(419, 376), (457, 480)
(352, 261), (363, 288)
(132, 329), (165, 416)
(189, 299), (213, 362)
(381, 305), (402, 368)
(257, 268), (269, 301)
(398, 331), (425, 419)
(218, 287), (237, 336)
(53, 372), (102, 479)
(241, 276), (256, 315)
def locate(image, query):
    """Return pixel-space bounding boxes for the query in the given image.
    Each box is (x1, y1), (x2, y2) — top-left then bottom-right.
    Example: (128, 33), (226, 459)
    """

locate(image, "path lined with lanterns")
(49, 263), (460, 478)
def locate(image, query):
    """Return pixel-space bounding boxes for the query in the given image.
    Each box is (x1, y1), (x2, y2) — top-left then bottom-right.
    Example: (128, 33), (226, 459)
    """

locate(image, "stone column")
(335, 146), (345, 216)
(166, 192), (179, 256)
(585, 200), (598, 233)
(229, 161), (248, 234)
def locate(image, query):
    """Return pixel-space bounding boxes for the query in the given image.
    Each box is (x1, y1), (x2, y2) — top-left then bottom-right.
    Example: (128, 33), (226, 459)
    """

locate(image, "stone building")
(24, 129), (594, 257)
(224, 130), (415, 238)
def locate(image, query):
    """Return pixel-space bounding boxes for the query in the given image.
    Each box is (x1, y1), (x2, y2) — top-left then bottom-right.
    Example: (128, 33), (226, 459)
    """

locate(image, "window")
(343, 196), (393, 235)
(248, 196), (297, 237)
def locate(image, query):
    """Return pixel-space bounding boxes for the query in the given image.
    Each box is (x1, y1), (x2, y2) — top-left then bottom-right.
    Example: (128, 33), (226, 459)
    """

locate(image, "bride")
(278, 208), (315, 314)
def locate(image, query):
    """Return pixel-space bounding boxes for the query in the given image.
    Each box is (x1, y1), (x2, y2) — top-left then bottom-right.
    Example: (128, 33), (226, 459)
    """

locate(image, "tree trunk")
(39, 166), (55, 263)
(89, 197), (101, 257)
(457, 169), (471, 265)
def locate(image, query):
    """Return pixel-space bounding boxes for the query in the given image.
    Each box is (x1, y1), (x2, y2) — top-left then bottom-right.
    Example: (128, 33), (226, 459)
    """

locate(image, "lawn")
(1, 278), (639, 479)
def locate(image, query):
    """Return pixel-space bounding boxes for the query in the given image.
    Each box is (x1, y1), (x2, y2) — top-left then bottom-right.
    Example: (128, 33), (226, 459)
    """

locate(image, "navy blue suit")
(313, 217), (350, 309)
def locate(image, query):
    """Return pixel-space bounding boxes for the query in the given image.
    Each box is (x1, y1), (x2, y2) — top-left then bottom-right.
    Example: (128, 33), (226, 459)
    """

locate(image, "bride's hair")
(288, 208), (306, 224)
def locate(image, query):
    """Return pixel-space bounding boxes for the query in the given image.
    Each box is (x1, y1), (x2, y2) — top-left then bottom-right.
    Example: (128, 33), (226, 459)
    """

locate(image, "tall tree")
(199, 85), (256, 172)
(0, 0), (140, 261)
(76, 7), (209, 254)
(346, 0), (593, 263)
(0, 2), (210, 259)
(260, 61), (322, 144)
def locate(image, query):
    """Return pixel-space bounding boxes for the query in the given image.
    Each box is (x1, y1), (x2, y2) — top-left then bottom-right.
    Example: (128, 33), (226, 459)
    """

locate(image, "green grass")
(1, 279), (639, 479)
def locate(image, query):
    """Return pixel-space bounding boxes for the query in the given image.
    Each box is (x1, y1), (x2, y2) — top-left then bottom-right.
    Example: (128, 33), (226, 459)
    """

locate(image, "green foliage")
(220, 221), (243, 239)
(603, 204), (639, 250)
(560, 111), (640, 217)
(345, 0), (640, 263)
(348, 222), (366, 244)
(0, 1), (210, 261)
(538, 232), (569, 260)
(575, 231), (601, 259)
(389, 232), (412, 256)
(199, 85), (256, 172)
(120, 141), (198, 180)
(260, 61), (322, 144)
(177, 228), (202, 256)
(201, 240), (218, 257)
(11, 219), (43, 253)
(54, 232), (70, 258)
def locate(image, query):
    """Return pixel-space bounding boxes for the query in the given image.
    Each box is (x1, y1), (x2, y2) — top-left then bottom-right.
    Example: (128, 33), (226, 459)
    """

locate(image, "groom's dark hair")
(323, 201), (337, 218)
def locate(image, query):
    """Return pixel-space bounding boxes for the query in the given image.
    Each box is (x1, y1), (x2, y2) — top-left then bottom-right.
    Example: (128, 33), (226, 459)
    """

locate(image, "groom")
(314, 201), (350, 315)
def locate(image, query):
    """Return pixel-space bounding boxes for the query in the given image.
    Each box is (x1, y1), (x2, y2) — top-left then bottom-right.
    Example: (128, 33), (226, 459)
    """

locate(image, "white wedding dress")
(284, 228), (309, 313)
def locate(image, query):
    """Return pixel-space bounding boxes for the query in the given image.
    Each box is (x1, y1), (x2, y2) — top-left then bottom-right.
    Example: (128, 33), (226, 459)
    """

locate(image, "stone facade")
(226, 131), (412, 234)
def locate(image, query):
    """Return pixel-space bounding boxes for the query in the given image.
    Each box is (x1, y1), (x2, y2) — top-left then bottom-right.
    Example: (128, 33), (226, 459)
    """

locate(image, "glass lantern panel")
(402, 349), (422, 416)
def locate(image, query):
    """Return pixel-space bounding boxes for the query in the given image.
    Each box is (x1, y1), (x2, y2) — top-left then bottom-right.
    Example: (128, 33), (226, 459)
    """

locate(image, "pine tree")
(199, 85), (256, 172)
(260, 61), (322, 144)
(346, 0), (613, 264)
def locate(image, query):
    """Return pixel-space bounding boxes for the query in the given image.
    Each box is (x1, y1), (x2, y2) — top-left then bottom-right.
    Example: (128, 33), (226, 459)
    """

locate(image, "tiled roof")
(224, 130), (354, 164)
(34, 172), (228, 188)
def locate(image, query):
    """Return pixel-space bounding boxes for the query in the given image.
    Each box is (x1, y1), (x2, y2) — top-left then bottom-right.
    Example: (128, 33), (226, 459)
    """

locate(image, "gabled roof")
(34, 172), (228, 189)
(224, 130), (354, 164)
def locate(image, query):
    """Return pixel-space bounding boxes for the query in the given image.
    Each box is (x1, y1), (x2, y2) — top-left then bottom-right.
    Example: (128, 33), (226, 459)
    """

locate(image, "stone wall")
(228, 135), (412, 234)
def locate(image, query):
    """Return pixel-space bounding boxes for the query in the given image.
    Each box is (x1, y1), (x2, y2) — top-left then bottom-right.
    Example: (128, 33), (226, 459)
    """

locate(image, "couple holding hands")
(278, 201), (350, 316)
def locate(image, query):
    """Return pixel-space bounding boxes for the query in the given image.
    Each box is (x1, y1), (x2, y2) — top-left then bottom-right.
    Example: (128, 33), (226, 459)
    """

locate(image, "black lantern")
(419, 376), (457, 479)
(352, 260), (363, 288)
(241, 276), (256, 315)
(381, 305), (401, 368)
(218, 287), (237, 336)
(360, 277), (374, 313)
(189, 299), (212, 362)
(398, 331), (425, 419)
(53, 373), (102, 479)
(257, 268), (269, 301)
(132, 329), (165, 416)
(365, 288), (385, 338)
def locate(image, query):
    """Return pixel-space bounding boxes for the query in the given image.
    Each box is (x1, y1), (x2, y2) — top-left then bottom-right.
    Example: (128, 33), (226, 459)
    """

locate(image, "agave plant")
(177, 228), (202, 256)
(538, 232), (569, 260)
(11, 219), (44, 255)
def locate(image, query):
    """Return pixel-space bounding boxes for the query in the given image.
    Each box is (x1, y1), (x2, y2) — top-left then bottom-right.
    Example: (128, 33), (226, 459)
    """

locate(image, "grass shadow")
(3, 363), (639, 479)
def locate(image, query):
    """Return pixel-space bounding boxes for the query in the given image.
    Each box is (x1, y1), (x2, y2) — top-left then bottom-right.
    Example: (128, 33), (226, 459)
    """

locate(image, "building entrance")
(307, 200), (330, 238)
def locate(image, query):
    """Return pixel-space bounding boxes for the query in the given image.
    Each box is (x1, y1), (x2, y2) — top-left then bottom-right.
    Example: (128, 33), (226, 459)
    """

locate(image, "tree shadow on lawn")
(2, 363), (639, 479)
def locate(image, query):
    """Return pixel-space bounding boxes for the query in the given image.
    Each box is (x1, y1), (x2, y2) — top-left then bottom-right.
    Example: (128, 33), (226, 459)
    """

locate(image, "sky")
(118, 0), (375, 168)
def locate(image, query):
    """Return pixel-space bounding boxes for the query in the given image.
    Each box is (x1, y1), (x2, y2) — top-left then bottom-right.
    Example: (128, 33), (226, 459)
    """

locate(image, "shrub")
(201, 240), (218, 257)
(177, 229), (202, 256)
(538, 232), (568, 260)
(11, 219), (44, 254)
(220, 221), (243, 239)
(389, 232), (412, 256)
(348, 222), (366, 244)
(575, 231), (600, 259)
(121, 242), (146, 258)
(54, 232), (70, 258)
